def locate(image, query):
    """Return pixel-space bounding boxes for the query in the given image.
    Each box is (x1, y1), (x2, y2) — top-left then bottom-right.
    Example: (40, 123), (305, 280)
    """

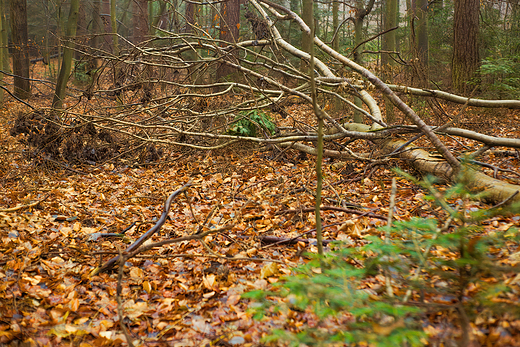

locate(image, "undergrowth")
(244, 168), (520, 346)
(227, 110), (276, 137)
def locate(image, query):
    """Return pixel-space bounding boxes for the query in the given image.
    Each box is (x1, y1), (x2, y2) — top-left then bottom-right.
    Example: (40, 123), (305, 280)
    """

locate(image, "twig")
(0, 194), (50, 212)
(277, 205), (387, 220)
(124, 225), (234, 260)
(196, 205), (219, 234)
(488, 190), (519, 210)
(94, 252), (285, 264)
(384, 177), (397, 298)
(92, 182), (191, 275)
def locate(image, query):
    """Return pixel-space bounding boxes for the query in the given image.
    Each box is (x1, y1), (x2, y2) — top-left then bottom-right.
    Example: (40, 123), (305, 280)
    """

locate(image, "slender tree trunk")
(132, 0), (149, 44)
(10, 0), (31, 99)
(75, 0), (86, 60)
(289, 0), (299, 46)
(52, 0), (80, 109)
(412, 0), (429, 85)
(91, 0), (101, 53)
(382, 0), (398, 123)
(0, 0), (10, 73)
(118, 0), (132, 38)
(352, 0), (375, 123)
(185, 1), (195, 34)
(452, 0), (480, 94)
(217, 0), (240, 81)
(301, 0), (312, 72)
(111, 0), (119, 54)
(150, 0), (167, 35)
(508, 0), (519, 55)
(101, 0), (113, 51)
(0, 0), (4, 104)
(332, 0), (339, 51)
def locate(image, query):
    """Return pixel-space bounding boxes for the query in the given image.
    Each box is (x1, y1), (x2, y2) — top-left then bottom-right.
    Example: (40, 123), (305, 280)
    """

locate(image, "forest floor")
(1, 62), (520, 346)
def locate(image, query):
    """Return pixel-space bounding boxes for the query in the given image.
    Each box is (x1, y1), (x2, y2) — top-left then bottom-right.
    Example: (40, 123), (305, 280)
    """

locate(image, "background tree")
(301, 0), (313, 71)
(381, 0), (399, 122)
(352, 0), (375, 123)
(332, 0), (339, 51)
(132, 0), (149, 43)
(0, 0), (10, 73)
(412, 0), (429, 85)
(52, 0), (80, 109)
(452, 0), (480, 94)
(0, 0), (4, 104)
(9, 0), (31, 99)
(217, 0), (240, 81)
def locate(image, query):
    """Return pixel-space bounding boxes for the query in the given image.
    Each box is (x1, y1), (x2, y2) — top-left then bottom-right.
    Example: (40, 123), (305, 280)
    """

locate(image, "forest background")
(1, 0), (520, 346)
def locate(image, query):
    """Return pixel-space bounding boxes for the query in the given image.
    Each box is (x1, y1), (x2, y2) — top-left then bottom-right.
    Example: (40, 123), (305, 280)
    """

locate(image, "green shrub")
(479, 55), (520, 99)
(73, 60), (95, 85)
(227, 110), (276, 137)
(244, 168), (520, 346)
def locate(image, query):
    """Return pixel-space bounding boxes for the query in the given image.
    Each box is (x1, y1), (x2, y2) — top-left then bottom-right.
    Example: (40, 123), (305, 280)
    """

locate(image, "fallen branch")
(0, 194), (50, 212)
(388, 84), (520, 109)
(91, 182), (191, 275)
(277, 205), (387, 220)
(260, 235), (336, 246)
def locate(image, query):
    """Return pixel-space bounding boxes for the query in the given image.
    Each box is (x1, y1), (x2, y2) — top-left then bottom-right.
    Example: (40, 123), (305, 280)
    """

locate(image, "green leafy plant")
(73, 60), (95, 84)
(478, 55), (520, 98)
(244, 167), (520, 346)
(227, 110), (276, 137)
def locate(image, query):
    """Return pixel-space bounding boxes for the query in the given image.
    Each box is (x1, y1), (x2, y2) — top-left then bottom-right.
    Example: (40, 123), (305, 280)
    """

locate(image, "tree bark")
(110, 0), (119, 54)
(132, 0), (149, 44)
(9, 0), (31, 99)
(301, 0), (312, 72)
(332, 0), (339, 51)
(0, 0), (4, 104)
(413, 0), (429, 84)
(352, 0), (375, 123)
(452, 0), (480, 94)
(52, 0), (80, 110)
(382, 0), (398, 122)
(0, 0), (9, 73)
(217, 0), (240, 80)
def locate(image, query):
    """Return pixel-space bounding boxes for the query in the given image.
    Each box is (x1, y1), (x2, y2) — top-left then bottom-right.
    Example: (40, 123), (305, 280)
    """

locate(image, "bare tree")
(9, 0), (31, 99)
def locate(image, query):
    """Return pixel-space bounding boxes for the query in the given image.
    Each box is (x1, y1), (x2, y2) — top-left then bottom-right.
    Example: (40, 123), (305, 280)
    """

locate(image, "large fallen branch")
(346, 124), (520, 204)
(388, 85), (520, 109)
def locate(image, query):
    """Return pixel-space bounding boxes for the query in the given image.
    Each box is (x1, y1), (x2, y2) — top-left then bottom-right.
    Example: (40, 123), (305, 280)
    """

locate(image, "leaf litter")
(1, 92), (520, 346)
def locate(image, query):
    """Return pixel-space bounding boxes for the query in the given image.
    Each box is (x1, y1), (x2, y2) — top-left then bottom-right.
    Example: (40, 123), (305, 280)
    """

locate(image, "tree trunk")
(0, 0), (10, 73)
(217, 0), (240, 81)
(332, 0), (339, 51)
(352, 0), (375, 123)
(101, 0), (113, 51)
(185, 1), (195, 34)
(452, 0), (480, 94)
(75, 0), (86, 60)
(110, 0), (119, 54)
(382, 0), (398, 123)
(0, 0), (4, 104)
(150, 0), (167, 35)
(132, 0), (149, 44)
(9, 0), (31, 99)
(301, 0), (312, 72)
(52, 0), (80, 110)
(91, 0), (101, 53)
(414, 0), (429, 82)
